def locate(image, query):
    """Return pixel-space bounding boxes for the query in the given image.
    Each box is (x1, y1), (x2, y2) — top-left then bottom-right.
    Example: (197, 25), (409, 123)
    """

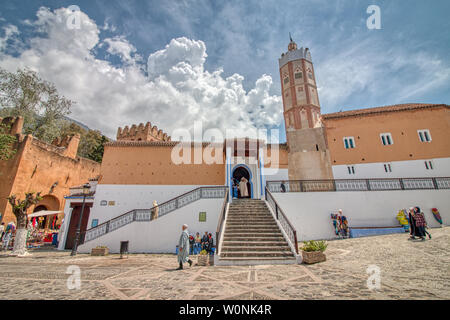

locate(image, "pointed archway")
(232, 165), (253, 198)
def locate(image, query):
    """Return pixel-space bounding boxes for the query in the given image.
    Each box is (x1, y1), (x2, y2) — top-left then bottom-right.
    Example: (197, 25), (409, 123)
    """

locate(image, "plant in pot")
(301, 240), (327, 264)
(91, 246), (109, 256)
(197, 249), (210, 266)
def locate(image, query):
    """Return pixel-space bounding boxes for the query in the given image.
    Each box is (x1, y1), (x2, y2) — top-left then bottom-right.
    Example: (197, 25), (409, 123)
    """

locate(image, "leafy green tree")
(88, 135), (108, 163)
(7, 192), (42, 256)
(0, 123), (17, 161)
(59, 121), (108, 162)
(0, 68), (73, 143)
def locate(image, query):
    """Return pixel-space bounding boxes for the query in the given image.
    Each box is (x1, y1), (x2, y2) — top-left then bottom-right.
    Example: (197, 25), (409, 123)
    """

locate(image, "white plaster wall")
(88, 184), (218, 227)
(332, 157), (450, 179)
(78, 198), (223, 253)
(273, 190), (450, 241)
(57, 197), (94, 250)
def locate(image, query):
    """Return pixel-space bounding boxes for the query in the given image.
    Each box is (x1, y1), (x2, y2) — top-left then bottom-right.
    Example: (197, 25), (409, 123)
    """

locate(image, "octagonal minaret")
(279, 36), (333, 180)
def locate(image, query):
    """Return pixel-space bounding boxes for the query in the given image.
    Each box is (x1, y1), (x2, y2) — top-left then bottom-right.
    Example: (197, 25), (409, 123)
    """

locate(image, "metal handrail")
(215, 188), (229, 255)
(267, 177), (450, 193)
(265, 187), (299, 254)
(84, 186), (227, 243)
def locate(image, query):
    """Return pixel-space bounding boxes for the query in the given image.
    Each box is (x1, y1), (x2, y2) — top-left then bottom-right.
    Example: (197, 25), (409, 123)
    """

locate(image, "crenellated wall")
(116, 122), (171, 142)
(0, 117), (101, 224)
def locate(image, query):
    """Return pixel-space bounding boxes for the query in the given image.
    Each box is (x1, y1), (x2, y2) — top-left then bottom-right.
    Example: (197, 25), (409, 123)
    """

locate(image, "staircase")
(217, 198), (297, 265)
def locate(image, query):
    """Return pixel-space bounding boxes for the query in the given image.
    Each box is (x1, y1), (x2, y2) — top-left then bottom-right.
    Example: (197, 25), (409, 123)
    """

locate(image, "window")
(424, 161), (434, 170)
(418, 129), (432, 142)
(295, 72), (303, 79)
(284, 76), (289, 84)
(343, 137), (355, 149)
(91, 219), (99, 228)
(308, 72), (313, 80)
(347, 165), (355, 175)
(383, 163), (392, 173)
(380, 133), (393, 145)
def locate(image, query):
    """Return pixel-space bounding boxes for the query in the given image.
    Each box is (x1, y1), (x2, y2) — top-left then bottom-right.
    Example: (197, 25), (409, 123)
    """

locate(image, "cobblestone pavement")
(0, 227), (449, 300)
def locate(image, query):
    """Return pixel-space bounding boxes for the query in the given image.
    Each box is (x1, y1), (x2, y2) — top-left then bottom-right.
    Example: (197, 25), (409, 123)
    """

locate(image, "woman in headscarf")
(414, 207), (429, 240)
(407, 207), (417, 240)
(239, 177), (249, 198)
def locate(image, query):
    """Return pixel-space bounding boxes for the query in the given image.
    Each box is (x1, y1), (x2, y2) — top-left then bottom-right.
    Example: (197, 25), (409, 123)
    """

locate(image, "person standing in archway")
(239, 177), (249, 198)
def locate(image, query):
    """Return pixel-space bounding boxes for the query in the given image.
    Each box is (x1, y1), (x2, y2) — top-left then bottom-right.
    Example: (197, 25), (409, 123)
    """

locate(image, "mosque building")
(58, 38), (449, 264)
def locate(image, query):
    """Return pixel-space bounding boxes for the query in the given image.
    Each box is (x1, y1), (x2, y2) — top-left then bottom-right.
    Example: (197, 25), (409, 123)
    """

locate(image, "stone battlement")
(116, 122), (171, 142)
(0, 116), (24, 136)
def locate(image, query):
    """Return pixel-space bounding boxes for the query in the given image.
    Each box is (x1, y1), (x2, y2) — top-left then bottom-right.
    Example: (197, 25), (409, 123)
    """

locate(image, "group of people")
(407, 206), (431, 241)
(331, 209), (349, 238)
(232, 177), (250, 198)
(189, 231), (214, 255)
(0, 222), (16, 251)
(177, 225), (215, 270)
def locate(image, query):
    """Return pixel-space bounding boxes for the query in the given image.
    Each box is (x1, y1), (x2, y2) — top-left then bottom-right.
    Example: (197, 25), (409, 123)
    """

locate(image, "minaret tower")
(279, 35), (333, 180)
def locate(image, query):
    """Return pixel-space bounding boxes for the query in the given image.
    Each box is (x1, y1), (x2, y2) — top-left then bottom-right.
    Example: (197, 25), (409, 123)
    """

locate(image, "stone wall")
(0, 117), (101, 224)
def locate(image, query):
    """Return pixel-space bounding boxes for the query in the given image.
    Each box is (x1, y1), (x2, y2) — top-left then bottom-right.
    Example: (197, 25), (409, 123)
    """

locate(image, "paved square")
(1, 227), (449, 300)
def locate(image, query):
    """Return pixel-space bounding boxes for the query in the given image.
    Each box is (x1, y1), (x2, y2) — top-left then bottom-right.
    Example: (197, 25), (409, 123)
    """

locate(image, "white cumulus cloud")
(0, 7), (282, 141)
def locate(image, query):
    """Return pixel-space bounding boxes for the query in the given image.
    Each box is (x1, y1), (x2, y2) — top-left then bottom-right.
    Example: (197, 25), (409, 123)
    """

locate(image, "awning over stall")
(28, 211), (63, 218)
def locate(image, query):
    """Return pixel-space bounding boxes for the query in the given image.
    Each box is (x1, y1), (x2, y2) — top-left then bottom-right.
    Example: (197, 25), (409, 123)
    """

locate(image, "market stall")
(27, 211), (63, 248)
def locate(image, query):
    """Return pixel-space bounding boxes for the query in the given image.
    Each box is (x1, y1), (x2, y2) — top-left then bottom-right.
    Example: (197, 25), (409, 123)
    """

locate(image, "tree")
(88, 135), (108, 163)
(0, 123), (17, 160)
(59, 121), (108, 162)
(7, 192), (42, 256)
(0, 68), (73, 143)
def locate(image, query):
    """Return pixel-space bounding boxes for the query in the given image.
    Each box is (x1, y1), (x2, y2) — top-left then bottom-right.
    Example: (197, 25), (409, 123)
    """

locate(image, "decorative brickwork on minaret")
(278, 36), (333, 180)
(116, 122), (171, 142)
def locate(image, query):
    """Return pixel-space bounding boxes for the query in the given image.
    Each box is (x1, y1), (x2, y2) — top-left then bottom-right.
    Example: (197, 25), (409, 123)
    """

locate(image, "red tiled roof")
(322, 103), (449, 120)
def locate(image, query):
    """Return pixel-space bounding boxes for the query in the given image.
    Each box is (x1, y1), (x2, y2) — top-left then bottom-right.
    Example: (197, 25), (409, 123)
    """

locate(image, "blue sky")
(1, 0), (449, 141)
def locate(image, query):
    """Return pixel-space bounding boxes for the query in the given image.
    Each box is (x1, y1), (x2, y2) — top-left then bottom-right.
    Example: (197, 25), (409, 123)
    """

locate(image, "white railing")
(84, 186), (227, 243)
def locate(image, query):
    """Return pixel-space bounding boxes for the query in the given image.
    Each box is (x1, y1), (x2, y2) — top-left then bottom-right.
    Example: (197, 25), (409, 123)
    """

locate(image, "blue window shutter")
(349, 139), (354, 148)
(419, 132), (424, 142)
(381, 136), (386, 145)
(344, 139), (349, 149)
(424, 131), (430, 142)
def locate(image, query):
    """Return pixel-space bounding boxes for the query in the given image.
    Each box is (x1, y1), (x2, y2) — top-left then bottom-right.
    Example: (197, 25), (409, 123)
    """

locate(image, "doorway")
(232, 165), (253, 198)
(65, 204), (91, 250)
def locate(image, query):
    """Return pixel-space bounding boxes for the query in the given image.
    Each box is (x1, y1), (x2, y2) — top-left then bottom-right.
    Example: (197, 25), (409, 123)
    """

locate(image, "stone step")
(222, 237), (286, 242)
(223, 236), (285, 242)
(226, 217), (275, 221)
(225, 221), (277, 226)
(223, 231), (283, 236)
(225, 228), (281, 233)
(228, 210), (268, 212)
(227, 212), (272, 215)
(225, 224), (278, 228)
(222, 241), (288, 246)
(227, 218), (274, 221)
(228, 214), (271, 216)
(221, 246), (291, 252)
(220, 251), (295, 258)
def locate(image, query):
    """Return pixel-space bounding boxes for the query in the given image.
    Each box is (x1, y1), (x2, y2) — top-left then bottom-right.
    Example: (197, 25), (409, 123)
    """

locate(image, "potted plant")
(91, 246), (109, 256)
(197, 250), (210, 266)
(301, 240), (327, 264)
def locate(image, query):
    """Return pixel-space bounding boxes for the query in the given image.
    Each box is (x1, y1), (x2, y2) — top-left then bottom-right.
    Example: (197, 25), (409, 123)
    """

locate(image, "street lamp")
(71, 183), (91, 256)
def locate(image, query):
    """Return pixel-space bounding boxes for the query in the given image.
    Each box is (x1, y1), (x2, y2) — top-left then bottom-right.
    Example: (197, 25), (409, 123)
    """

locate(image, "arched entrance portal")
(232, 165), (253, 198)
(32, 195), (61, 230)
